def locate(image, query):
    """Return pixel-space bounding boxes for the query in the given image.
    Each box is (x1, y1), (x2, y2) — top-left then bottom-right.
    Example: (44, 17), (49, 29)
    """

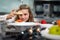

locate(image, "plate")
(40, 24), (53, 28)
(41, 28), (60, 40)
(7, 22), (40, 26)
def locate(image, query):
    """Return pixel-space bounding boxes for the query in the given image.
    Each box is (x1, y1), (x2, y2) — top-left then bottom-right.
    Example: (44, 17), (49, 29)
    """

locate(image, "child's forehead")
(17, 11), (29, 14)
(21, 9), (28, 11)
(21, 9), (29, 13)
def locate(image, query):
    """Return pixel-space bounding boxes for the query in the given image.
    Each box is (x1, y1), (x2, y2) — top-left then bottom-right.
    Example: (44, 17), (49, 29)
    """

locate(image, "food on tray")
(41, 20), (47, 24)
(15, 19), (23, 22)
(49, 25), (60, 35)
(56, 20), (60, 26)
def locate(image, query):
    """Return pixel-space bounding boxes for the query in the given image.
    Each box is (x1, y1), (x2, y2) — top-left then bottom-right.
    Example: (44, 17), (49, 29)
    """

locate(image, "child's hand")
(6, 9), (17, 19)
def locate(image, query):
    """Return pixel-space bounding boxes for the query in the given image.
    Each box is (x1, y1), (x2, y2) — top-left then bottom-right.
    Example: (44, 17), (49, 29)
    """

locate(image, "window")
(54, 5), (60, 12)
(35, 5), (43, 12)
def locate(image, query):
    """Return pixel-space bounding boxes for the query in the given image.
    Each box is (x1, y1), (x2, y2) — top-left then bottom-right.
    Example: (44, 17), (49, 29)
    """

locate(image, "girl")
(15, 4), (34, 22)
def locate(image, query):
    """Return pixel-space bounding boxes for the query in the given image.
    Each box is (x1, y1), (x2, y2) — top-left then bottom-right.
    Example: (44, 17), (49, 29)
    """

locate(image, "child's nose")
(22, 15), (25, 18)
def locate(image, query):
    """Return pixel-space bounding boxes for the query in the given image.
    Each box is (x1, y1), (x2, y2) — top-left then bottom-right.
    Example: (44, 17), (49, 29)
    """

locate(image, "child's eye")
(19, 14), (22, 16)
(24, 14), (27, 15)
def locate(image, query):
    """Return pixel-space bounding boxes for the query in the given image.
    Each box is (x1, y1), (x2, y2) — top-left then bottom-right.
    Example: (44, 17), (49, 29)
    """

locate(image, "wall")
(0, 0), (35, 16)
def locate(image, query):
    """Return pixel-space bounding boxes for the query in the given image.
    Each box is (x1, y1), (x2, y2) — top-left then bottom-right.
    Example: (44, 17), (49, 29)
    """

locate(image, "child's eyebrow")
(18, 14), (22, 16)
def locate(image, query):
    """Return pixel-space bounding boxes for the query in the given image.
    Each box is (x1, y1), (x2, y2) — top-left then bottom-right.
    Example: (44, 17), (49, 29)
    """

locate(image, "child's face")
(17, 9), (29, 22)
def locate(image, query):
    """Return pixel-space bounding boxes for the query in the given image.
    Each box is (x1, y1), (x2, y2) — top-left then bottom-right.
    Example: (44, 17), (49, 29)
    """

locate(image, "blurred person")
(15, 4), (34, 22)
(5, 4), (34, 22)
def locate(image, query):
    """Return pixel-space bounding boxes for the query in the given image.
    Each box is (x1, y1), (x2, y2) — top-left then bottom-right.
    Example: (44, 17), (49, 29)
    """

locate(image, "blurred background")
(0, 0), (60, 22)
